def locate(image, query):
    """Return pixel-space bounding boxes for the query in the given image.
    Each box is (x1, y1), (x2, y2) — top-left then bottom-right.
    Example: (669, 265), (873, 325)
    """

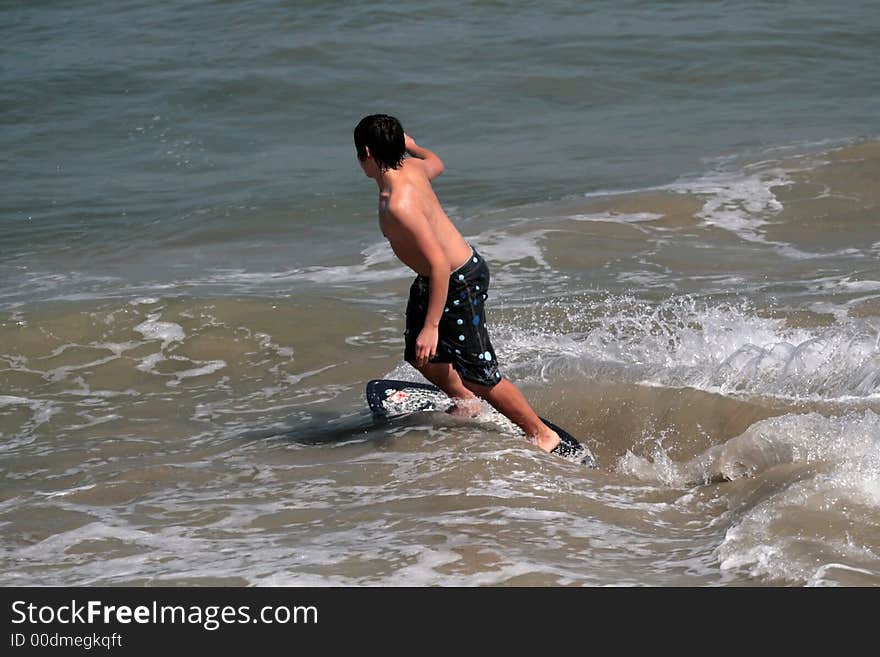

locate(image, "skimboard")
(366, 379), (596, 467)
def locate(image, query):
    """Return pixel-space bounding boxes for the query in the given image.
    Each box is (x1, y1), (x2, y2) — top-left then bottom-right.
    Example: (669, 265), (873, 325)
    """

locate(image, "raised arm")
(404, 133), (445, 180)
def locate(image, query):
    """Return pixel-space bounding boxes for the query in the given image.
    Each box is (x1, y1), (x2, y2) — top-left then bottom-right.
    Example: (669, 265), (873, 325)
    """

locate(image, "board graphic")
(366, 379), (596, 467)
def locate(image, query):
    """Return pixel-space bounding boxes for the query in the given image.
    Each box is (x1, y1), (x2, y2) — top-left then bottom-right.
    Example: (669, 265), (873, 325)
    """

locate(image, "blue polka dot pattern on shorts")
(403, 247), (501, 388)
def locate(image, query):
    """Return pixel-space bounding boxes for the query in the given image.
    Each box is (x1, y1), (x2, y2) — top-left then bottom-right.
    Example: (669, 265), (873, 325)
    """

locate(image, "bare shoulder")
(387, 177), (425, 222)
(400, 157), (435, 183)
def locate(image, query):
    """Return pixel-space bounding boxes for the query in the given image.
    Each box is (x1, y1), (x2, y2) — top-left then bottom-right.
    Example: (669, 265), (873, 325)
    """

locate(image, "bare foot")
(532, 427), (561, 453)
(446, 397), (481, 417)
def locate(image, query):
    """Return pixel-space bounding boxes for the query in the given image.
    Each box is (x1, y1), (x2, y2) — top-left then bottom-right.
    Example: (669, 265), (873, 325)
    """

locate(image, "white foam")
(466, 228), (552, 274)
(200, 241), (411, 287)
(255, 332), (294, 359)
(134, 314), (185, 344)
(16, 522), (154, 559)
(136, 352), (164, 373)
(806, 563), (880, 587)
(0, 395), (32, 408)
(285, 363), (339, 386)
(713, 412), (880, 584)
(496, 295), (880, 401)
(0, 396), (58, 450)
(95, 341), (136, 355)
(43, 348), (132, 384)
(129, 297), (159, 306)
(38, 484), (97, 499)
(567, 212), (664, 224)
(668, 169), (786, 242)
(616, 410), (880, 584)
(168, 360), (227, 381)
(297, 262), (410, 284)
(616, 271), (672, 287)
(663, 157), (878, 262)
(814, 276), (880, 294)
(658, 163), (836, 261)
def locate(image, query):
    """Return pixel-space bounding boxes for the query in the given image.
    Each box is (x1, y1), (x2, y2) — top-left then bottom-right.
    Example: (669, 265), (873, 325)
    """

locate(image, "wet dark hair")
(354, 114), (405, 171)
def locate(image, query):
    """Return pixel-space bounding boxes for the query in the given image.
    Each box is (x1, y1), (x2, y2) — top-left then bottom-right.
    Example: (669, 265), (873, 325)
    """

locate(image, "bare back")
(378, 159), (472, 277)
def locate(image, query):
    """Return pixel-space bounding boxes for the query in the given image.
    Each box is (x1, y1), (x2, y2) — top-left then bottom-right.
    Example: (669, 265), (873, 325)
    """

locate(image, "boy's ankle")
(446, 397), (481, 417)
(533, 428), (561, 453)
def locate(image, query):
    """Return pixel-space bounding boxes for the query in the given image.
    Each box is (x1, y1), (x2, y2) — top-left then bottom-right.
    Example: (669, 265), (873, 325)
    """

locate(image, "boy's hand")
(404, 132), (417, 153)
(414, 325), (438, 366)
(401, 132), (443, 178)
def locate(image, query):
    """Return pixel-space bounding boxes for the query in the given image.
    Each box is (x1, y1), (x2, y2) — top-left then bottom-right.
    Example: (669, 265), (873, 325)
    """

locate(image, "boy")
(353, 114), (562, 453)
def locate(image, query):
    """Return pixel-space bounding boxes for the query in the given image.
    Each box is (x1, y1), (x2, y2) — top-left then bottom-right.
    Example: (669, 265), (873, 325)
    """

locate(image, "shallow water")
(2, 0), (879, 586)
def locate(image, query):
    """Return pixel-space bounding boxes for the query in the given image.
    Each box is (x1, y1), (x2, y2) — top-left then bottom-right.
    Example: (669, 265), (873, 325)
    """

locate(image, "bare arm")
(386, 197), (450, 366)
(404, 133), (445, 180)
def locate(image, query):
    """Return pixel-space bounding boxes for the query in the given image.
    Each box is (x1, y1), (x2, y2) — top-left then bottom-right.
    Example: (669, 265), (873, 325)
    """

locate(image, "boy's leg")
(413, 361), (481, 416)
(462, 377), (561, 452)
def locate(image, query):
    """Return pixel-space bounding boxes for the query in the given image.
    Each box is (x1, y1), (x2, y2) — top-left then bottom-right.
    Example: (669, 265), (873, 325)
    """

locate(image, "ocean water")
(2, 0), (879, 586)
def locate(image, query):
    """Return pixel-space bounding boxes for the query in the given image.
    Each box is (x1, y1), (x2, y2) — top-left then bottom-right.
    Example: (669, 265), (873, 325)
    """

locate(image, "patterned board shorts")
(404, 248), (503, 388)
